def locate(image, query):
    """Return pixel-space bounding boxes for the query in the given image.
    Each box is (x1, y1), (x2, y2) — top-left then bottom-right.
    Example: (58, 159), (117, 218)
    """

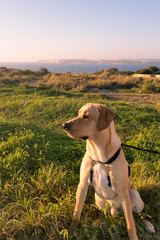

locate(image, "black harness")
(90, 145), (131, 188)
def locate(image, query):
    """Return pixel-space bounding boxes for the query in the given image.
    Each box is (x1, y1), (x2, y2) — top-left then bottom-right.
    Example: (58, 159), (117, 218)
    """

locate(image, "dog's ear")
(97, 105), (116, 131)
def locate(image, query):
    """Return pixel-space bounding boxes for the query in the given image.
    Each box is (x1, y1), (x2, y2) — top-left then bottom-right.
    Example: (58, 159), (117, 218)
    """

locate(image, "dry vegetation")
(0, 66), (160, 93)
(38, 69), (145, 92)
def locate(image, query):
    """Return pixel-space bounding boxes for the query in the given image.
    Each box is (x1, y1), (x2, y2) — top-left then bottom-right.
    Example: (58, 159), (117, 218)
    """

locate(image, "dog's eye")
(83, 114), (90, 119)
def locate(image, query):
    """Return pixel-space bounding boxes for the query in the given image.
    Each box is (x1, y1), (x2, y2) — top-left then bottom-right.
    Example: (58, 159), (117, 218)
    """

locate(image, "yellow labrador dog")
(63, 103), (155, 240)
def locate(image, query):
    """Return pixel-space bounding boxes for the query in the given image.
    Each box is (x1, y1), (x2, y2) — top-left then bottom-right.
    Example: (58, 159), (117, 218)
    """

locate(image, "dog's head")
(62, 103), (116, 140)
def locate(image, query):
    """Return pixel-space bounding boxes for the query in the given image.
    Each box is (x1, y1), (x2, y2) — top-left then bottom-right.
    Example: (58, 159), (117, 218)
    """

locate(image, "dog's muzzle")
(62, 122), (71, 131)
(62, 122), (88, 140)
(80, 136), (88, 140)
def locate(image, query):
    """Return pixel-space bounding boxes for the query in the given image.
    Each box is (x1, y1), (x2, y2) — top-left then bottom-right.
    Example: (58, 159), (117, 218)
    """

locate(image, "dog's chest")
(91, 164), (117, 200)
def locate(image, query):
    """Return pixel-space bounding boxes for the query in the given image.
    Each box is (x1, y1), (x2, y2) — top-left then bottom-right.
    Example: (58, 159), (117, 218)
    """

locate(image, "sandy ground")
(90, 88), (160, 104)
(106, 91), (160, 104)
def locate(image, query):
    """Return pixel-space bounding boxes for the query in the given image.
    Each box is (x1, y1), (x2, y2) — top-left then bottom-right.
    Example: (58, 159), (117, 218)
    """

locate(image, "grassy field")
(0, 72), (160, 239)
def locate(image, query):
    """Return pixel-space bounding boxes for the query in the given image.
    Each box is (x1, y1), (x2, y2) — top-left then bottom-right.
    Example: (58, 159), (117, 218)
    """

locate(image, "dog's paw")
(142, 219), (155, 235)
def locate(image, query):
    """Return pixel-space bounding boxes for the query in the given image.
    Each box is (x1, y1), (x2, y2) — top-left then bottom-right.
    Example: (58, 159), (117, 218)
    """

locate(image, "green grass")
(0, 83), (160, 239)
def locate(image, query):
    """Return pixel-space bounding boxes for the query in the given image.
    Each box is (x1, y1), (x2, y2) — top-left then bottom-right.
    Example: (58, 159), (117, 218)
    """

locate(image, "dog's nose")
(62, 122), (70, 131)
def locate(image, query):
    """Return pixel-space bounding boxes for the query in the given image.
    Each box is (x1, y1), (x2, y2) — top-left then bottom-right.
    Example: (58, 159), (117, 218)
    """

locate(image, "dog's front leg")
(120, 191), (138, 240)
(70, 181), (89, 231)
(69, 153), (91, 232)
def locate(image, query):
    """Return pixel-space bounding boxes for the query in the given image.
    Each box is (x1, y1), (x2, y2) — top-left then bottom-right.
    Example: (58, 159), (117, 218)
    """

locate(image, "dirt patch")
(106, 92), (160, 104)
(89, 88), (160, 104)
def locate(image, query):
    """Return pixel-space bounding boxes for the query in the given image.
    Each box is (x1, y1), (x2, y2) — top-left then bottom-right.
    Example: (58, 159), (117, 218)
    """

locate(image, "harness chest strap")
(90, 146), (131, 187)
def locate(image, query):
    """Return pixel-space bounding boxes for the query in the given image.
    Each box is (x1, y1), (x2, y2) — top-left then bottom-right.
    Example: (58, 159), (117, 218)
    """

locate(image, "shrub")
(119, 70), (134, 76)
(107, 68), (119, 75)
(23, 69), (34, 75)
(135, 68), (151, 74)
(147, 66), (160, 74)
(94, 69), (104, 75)
(36, 68), (49, 76)
(135, 66), (160, 75)
(142, 82), (157, 93)
(0, 67), (10, 73)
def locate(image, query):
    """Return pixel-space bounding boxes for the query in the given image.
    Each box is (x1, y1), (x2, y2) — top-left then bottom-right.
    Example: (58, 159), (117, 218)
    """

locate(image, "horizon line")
(0, 58), (160, 63)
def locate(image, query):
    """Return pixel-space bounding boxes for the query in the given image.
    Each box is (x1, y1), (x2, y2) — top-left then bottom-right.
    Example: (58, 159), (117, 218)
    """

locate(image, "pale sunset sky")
(0, 0), (160, 62)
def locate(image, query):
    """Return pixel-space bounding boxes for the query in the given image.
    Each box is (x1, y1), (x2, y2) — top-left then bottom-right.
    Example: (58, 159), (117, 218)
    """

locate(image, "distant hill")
(38, 59), (160, 64)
